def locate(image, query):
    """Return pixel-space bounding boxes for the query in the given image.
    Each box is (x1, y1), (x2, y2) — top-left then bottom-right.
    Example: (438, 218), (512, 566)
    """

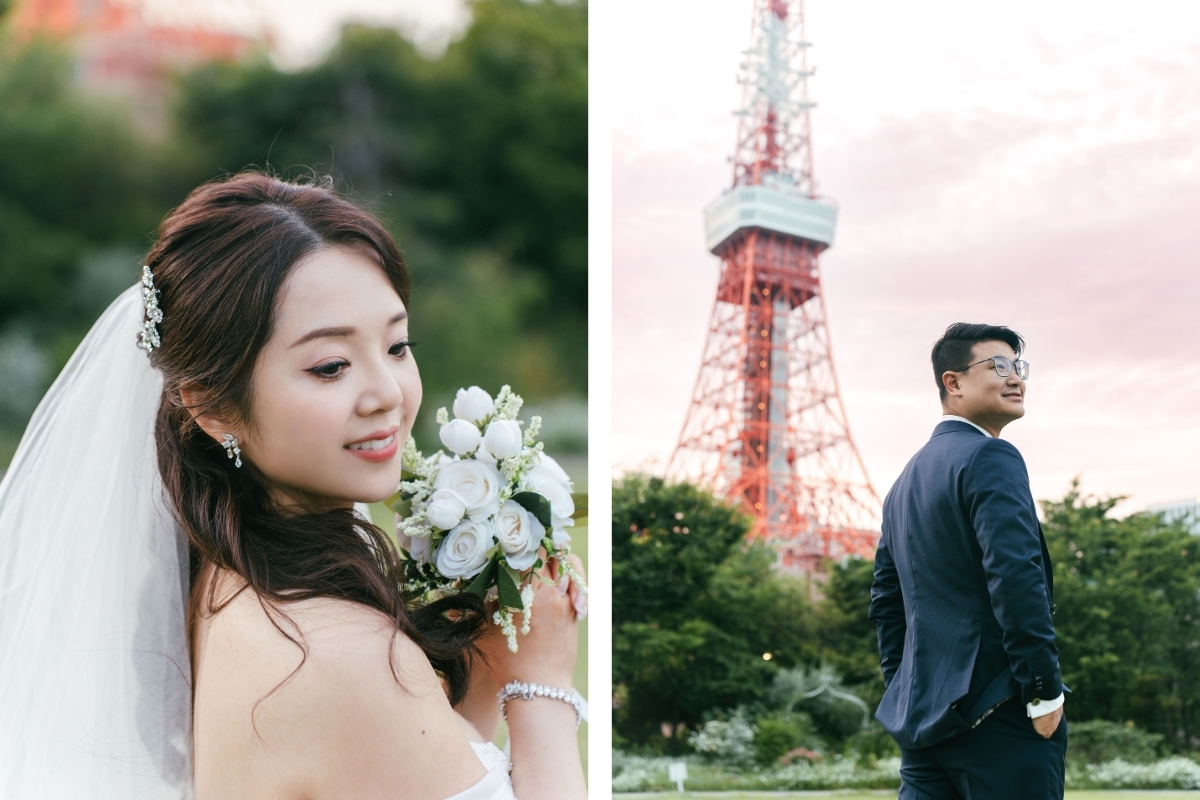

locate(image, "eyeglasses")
(959, 355), (1030, 380)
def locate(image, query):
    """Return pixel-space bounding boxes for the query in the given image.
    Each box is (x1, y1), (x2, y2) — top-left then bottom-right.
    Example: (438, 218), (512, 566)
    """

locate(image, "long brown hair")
(146, 172), (484, 705)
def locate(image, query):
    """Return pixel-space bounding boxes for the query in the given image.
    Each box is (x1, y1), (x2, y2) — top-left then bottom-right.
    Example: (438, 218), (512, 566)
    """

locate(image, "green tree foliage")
(808, 486), (1200, 752)
(0, 44), (164, 332)
(752, 712), (822, 765)
(0, 0), (586, 455)
(1065, 719), (1163, 766)
(1043, 483), (1200, 750)
(169, 0), (587, 403)
(813, 556), (885, 709)
(612, 474), (820, 750)
(613, 476), (1200, 760)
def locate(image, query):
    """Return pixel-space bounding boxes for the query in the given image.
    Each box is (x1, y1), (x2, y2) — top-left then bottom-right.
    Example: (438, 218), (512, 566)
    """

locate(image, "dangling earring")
(222, 434), (242, 468)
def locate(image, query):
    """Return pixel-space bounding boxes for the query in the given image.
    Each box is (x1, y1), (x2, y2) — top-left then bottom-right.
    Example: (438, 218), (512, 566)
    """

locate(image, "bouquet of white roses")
(389, 385), (587, 651)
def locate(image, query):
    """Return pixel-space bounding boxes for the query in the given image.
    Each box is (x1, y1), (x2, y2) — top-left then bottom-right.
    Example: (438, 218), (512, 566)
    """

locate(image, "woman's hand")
(483, 554), (588, 800)
(477, 554), (585, 690)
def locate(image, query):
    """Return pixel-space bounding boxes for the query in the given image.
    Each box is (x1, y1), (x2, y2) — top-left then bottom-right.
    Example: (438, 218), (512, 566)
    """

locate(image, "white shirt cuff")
(1026, 693), (1064, 718)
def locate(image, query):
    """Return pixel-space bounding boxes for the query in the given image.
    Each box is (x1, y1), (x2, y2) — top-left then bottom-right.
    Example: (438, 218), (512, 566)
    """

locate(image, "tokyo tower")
(667, 0), (880, 572)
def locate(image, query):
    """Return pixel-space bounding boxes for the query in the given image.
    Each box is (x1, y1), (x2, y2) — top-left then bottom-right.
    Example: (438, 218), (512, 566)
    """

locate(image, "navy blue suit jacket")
(869, 419), (1062, 751)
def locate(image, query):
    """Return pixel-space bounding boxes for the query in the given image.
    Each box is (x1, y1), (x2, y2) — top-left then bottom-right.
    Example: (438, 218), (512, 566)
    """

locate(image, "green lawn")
(616, 794), (1200, 799)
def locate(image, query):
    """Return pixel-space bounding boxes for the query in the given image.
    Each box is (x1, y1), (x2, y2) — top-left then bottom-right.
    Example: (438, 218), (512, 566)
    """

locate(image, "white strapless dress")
(446, 742), (516, 800)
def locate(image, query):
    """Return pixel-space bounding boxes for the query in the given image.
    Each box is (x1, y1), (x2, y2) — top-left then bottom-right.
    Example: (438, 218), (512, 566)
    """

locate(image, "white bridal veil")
(0, 284), (192, 798)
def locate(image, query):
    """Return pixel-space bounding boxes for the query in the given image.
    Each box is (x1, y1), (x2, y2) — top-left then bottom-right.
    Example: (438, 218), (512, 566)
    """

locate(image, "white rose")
(439, 418), (482, 455)
(453, 386), (494, 424)
(435, 519), (494, 579)
(526, 464), (575, 528)
(425, 489), (467, 530)
(483, 420), (523, 459)
(434, 459), (503, 521)
(494, 499), (545, 570)
(551, 528), (572, 548)
(536, 453), (573, 487)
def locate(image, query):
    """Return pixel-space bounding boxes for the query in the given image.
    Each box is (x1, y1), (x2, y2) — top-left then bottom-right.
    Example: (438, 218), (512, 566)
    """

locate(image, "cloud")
(614, 30), (1200, 513)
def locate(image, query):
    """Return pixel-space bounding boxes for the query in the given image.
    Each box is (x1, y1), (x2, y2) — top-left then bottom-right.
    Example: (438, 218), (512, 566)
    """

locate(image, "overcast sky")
(613, 0), (1200, 514)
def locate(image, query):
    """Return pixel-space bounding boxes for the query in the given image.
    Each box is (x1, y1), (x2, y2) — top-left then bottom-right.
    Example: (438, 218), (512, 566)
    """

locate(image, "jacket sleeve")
(964, 438), (1062, 704)
(868, 531), (906, 689)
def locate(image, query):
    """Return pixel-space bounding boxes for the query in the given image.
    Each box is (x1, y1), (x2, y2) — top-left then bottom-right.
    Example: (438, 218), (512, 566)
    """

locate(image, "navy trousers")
(898, 699), (1067, 800)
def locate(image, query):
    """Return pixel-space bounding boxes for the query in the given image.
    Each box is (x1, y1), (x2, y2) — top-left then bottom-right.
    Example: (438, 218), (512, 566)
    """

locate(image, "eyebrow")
(289, 311), (408, 348)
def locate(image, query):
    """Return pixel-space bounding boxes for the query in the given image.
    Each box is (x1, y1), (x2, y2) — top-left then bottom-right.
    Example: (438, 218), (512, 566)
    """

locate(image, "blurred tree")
(611, 475), (1200, 757)
(0, 44), (163, 331)
(417, 0), (587, 322)
(813, 556), (886, 710)
(0, 0), (587, 459)
(812, 486), (1200, 751)
(612, 475), (820, 750)
(1064, 719), (1163, 766)
(1043, 482), (1200, 751)
(170, 0), (588, 404)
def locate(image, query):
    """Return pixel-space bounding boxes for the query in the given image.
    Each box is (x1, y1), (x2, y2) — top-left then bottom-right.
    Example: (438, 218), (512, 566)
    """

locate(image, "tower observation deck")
(668, 0), (879, 572)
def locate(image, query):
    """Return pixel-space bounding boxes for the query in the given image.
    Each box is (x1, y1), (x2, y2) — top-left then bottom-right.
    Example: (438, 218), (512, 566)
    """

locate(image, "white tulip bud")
(483, 419), (523, 459)
(453, 386), (494, 424)
(409, 534), (433, 565)
(439, 418), (482, 455)
(425, 489), (467, 530)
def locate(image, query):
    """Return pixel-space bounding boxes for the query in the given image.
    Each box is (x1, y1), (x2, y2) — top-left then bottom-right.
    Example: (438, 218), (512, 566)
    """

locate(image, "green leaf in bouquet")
(571, 492), (588, 525)
(511, 491), (552, 530)
(465, 557), (499, 598)
(496, 563), (525, 610)
(387, 491), (412, 518)
(400, 467), (422, 482)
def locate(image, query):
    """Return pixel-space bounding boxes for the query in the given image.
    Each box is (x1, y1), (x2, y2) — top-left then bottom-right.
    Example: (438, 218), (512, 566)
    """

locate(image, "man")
(869, 323), (1066, 799)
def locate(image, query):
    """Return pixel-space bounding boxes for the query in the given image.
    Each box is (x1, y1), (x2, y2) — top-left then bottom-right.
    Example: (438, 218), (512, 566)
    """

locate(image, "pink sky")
(613, 0), (1200, 513)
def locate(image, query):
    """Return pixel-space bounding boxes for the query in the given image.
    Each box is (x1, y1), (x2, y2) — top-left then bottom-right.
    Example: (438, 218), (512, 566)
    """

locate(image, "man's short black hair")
(931, 323), (1025, 402)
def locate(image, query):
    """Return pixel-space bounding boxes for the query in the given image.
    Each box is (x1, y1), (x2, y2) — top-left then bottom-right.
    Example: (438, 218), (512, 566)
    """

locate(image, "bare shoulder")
(193, 570), (487, 800)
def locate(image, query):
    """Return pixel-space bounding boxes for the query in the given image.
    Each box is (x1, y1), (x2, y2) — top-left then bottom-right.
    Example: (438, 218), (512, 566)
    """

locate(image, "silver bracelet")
(497, 680), (583, 729)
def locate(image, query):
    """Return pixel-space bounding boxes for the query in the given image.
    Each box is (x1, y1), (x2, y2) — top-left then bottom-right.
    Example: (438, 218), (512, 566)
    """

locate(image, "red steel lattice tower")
(667, 0), (880, 572)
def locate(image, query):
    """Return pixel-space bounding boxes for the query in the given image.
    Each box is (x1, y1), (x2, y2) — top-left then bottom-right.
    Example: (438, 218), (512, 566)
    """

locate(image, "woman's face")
(239, 245), (421, 511)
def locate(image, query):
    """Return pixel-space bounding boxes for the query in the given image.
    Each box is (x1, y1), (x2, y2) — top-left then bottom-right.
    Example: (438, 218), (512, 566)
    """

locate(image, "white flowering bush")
(610, 751), (1200, 793)
(610, 751), (901, 792)
(687, 713), (757, 767)
(1067, 757), (1200, 790)
(611, 752), (676, 793)
(770, 756), (901, 790)
(389, 385), (586, 651)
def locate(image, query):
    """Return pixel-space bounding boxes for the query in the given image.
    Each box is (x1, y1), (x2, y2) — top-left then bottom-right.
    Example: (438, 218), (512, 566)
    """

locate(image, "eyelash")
(307, 341), (418, 381)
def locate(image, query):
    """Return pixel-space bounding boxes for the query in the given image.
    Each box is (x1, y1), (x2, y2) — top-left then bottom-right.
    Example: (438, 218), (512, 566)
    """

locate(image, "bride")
(0, 173), (587, 799)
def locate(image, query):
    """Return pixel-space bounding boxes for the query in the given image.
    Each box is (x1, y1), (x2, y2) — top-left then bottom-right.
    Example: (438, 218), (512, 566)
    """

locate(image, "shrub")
(766, 664), (874, 746)
(769, 756), (901, 790)
(688, 711), (757, 767)
(1067, 719), (1163, 765)
(752, 712), (822, 766)
(610, 750), (1200, 792)
(1068, 757), (1200, 789)
(843, 725), (901, 761)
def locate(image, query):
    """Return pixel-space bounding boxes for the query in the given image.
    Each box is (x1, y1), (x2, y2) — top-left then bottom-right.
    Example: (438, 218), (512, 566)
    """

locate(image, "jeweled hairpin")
(139, 265), (163, 353)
